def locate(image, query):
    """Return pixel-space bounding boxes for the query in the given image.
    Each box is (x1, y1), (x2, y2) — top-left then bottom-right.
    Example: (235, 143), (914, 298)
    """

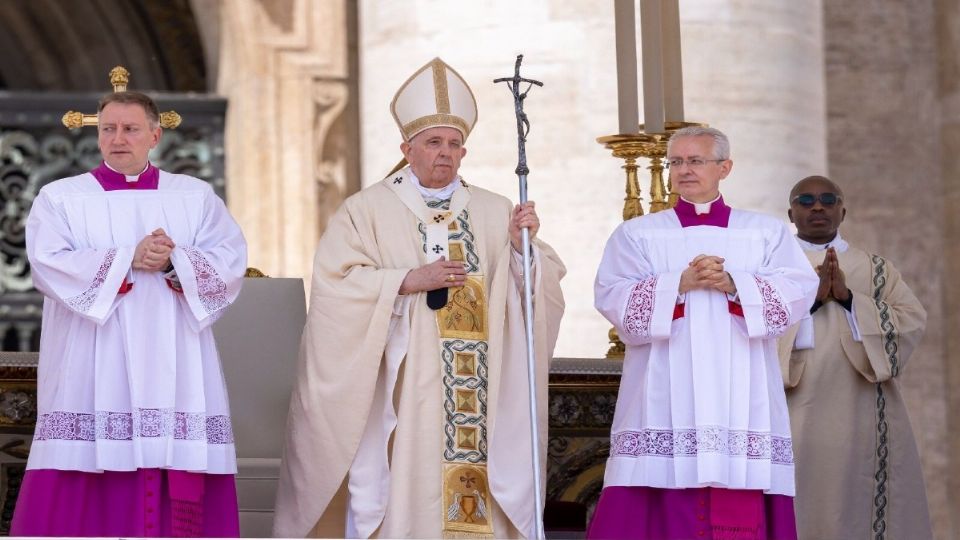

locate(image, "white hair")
(667, 126), (730, 160)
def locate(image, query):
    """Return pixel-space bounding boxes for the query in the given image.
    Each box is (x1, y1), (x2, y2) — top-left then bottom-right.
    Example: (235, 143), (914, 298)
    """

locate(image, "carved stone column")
(824, 1), (950, 536)
(936, 0), (960, 537)
(217, 0), (359, 281)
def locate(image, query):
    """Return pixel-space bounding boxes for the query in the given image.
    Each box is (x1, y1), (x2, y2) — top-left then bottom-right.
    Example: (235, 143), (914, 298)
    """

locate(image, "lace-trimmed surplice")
(13, 164), (247, 537)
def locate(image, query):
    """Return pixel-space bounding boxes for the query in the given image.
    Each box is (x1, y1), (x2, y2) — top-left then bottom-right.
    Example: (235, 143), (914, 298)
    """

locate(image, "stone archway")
(0, 0), (206, 92)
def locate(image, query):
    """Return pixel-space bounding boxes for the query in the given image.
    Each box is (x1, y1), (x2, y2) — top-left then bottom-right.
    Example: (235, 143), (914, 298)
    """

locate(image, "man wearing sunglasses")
(780, 175), (931, 539)
(590, 127), (818, 539)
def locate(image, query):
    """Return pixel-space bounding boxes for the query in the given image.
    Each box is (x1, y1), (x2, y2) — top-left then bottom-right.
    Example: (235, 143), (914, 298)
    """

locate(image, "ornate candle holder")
(596, 121), (705, 358)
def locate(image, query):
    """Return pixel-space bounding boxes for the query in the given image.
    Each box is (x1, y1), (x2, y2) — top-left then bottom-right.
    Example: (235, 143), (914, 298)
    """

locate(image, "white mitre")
(391, 57), (478, 141)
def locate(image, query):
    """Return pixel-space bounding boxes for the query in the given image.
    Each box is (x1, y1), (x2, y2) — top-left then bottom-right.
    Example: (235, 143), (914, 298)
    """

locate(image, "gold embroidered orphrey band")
(432, 201), (494, 538)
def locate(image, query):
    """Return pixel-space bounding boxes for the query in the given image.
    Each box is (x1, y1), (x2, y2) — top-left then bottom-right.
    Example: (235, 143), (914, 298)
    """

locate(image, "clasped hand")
(678, 254), (736, 295)
(133, 228), (175, 272)
(815, 247), (850, 303)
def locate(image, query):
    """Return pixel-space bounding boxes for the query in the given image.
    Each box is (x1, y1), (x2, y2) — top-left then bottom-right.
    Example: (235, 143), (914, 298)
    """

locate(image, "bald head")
(788, 175), (846, 244)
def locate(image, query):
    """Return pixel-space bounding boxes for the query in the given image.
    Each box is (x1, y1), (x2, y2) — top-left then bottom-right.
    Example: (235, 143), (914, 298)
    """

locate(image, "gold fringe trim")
(443, 531), (495, 539)
(402, 113), (470, 141)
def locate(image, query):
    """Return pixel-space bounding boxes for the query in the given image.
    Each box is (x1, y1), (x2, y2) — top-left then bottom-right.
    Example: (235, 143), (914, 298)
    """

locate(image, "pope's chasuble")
(274, 166), (565, 539)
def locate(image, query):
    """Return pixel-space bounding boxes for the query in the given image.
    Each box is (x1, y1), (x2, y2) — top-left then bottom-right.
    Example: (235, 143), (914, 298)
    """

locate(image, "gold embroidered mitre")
(391, 58), (478, 141)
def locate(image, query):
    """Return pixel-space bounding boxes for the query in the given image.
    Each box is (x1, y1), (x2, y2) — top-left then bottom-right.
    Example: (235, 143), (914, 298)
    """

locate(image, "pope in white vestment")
(11, 91), (246, 537)
(588, 127), (818, 540)
(274, 58), (565, 539)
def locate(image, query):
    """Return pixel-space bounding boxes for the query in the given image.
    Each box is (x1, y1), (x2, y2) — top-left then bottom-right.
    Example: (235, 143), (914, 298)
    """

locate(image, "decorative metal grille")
(0, 92), (226, 351)
(545, 359), (623, 530)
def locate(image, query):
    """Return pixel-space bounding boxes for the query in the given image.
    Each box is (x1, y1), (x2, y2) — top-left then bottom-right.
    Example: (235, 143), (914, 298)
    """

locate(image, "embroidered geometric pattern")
(423, 199), (495, 537)
(424, 201), (489, 465)
(441, 339), (489, 464)
(873, 383), (890, 538)
(623, 277), (657, 339)
(64, 248), (118, 313)
(871, 254), (893, 537)
(871, 255), (900, 377)
(753, 275), (789, 336)
(611, 427), (794, 465)
(449, 209), (480, 273)
(35, 409), (234, 444)
(182, 247), (229, 316)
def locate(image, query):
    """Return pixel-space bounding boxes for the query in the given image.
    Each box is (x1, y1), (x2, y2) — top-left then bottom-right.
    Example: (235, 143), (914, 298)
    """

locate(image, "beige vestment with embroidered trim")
(778, 246), (930, 540)
(274, 175), (565, 539)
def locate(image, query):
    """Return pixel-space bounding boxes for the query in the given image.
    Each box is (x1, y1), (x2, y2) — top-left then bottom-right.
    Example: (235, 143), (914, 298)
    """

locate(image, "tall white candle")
(614, 0), (640, 134)
(640, 0), (665, 133)
(661, 0), (684, 123)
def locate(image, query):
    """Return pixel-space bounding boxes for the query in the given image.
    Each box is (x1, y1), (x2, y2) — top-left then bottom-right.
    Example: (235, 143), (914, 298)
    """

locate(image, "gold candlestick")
(595, 134), (647, 221)
(596, 121), (706, 358)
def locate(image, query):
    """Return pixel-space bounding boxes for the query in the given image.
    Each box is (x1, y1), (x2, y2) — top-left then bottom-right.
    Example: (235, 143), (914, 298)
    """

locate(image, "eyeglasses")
(665, 158), (726, 169)
(791, 193), (842, 207)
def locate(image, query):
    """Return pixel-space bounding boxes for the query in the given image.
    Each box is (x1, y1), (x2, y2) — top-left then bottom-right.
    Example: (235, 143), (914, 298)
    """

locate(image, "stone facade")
(823, 1), (955, 536)
(216, 0), (360, 281)
(936, 1), (960, 537)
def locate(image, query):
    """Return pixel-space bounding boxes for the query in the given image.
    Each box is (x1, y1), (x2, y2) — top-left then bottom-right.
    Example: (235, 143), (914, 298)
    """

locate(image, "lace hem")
(182, 247), (229, 316)
(622, 277), (657, 339)
(611, 427), (794, 465)
(753, 276), (789, 336)
(35, 409), (234, 444)
(64, 249), (118, 313)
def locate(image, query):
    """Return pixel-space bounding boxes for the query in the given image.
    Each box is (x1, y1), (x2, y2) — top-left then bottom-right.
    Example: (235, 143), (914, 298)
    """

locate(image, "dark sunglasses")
(791, 193), (842, 207)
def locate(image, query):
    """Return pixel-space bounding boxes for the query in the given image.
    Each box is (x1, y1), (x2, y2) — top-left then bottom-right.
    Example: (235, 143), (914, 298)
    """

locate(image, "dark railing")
(0, 92), (226, 351)
(545, 358), (622, 532)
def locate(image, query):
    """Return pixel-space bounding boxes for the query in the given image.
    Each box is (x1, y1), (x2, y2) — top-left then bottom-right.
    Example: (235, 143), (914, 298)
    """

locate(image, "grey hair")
(667, 126), (730, 160)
